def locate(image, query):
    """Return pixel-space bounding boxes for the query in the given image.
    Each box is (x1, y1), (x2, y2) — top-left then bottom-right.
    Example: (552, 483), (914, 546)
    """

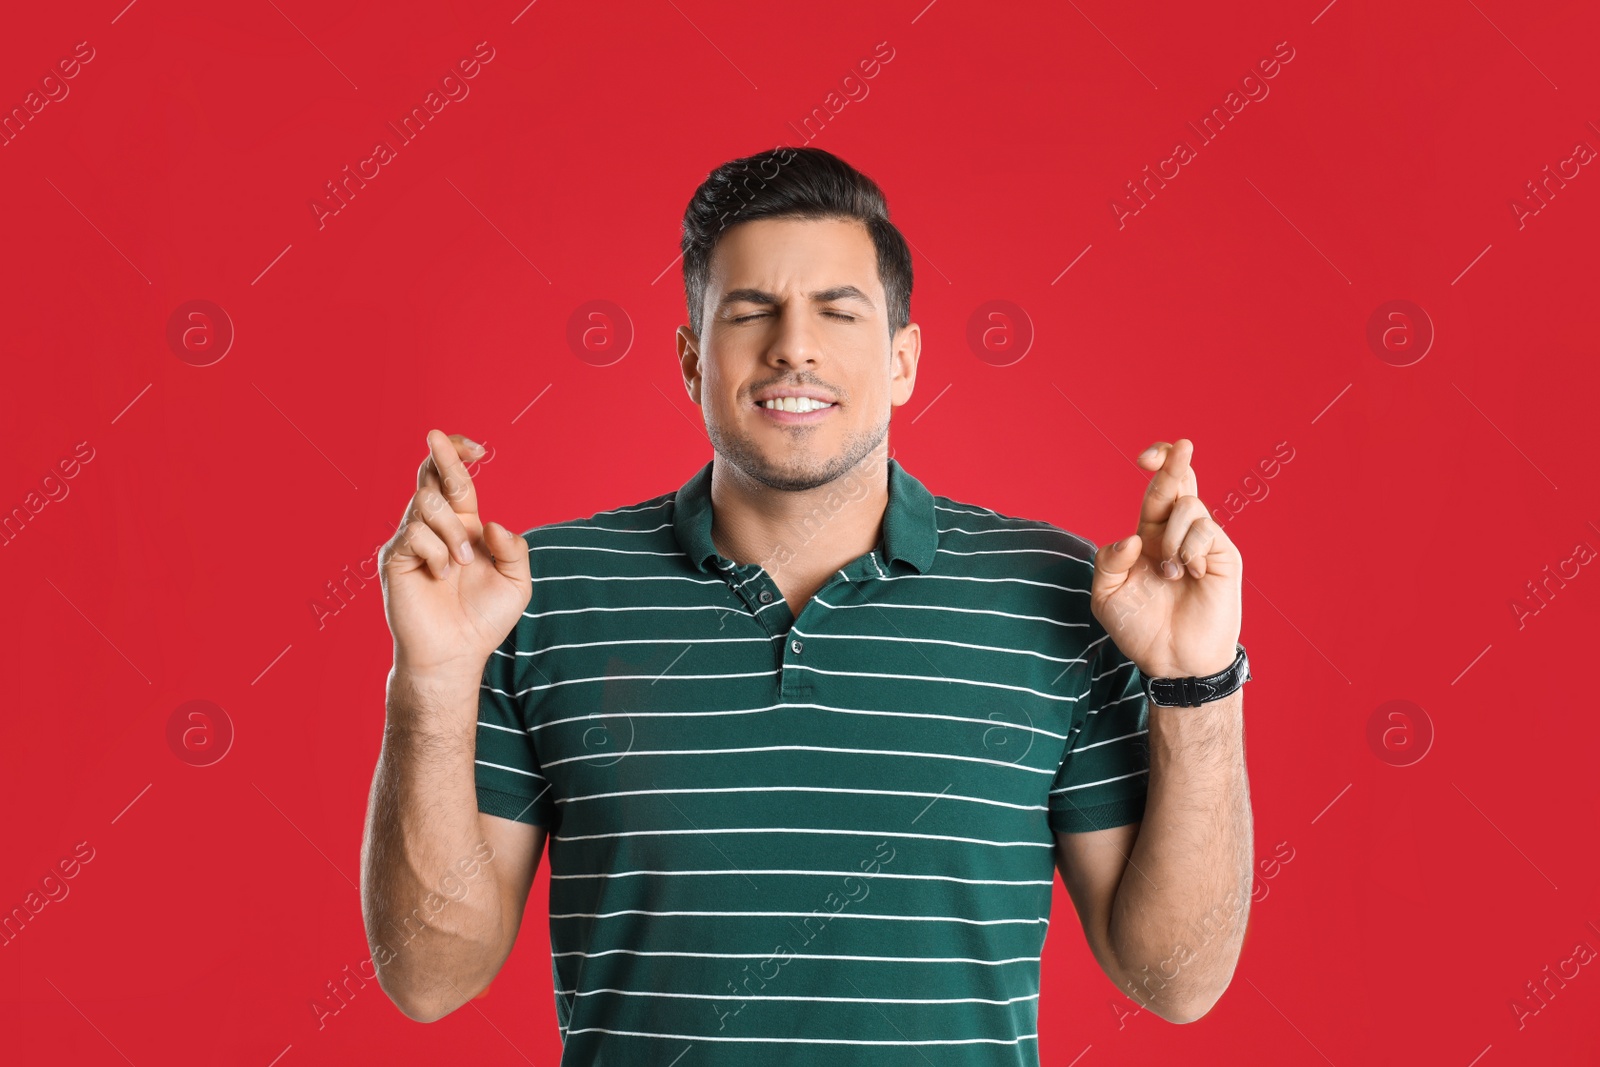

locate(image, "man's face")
(678, 216), (919, 492)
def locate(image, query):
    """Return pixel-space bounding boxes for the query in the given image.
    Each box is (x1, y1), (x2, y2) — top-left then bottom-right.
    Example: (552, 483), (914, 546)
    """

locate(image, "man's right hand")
(364, 429), (543, 1021)
(379, 429), (532, 686)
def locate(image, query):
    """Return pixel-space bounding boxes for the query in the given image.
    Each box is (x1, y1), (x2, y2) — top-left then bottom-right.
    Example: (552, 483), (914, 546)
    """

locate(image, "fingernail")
(459, 541), (474, 564)
(1111, 538), (1125, 552)
(1160, 559), (1181, 579)
(463, 437), (484, 453)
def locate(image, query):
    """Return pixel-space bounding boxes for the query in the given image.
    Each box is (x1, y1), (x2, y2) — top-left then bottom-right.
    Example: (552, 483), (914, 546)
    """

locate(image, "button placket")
(780, 627), (805, 698)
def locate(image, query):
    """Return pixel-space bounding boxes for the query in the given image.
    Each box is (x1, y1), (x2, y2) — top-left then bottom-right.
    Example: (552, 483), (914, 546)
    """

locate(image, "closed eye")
(730, 311), (857, 323)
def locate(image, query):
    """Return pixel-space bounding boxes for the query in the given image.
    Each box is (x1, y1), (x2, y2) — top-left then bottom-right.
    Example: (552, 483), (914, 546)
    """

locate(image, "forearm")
(360, 666), (507, 1021)
(1107, 688), (1252, 1022)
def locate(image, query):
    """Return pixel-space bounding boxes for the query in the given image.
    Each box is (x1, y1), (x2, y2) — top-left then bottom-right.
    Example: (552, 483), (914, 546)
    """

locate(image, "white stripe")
(884, 571), (1091, 591)
(531, 700), (1068, 742)
(781, 664), (1082, 703)
(549, 908), (1047, 926)
(530, 543), (687, 557)
(548, 868), (1052, 887)
(933, 509), (1097, 551)
(937, 546), (1089, 560)
(1085, 690), (1145, 712)
(787, 626), (1091, 666)
(552, 947), (1042, 965)
(499, 668), (776, 697)
(476, 720), (524, 735)
(561, 1025), (1038, 1046)
(518, 620), (1094, 662)
(1092, 658), (1138, 682)
(556, 785), (1046, 811)
(731, 568), (766, 592)
(934, 503), (1005, 518)
(540, 742), (1058, 774)
(538, 520), (673, 535)
(934, 527), (1094, 559)
(516, 634), (780, 656)
(522, 603), (741, 620)
(474, 758), (546, 780)
(556, 987), (1040, 1006)
(1069, 728), (1148, 753)
(815, 597), (1089, 628)
(937, 524), (1038, 534)
(545, 498), (673, 522)
(530, 573), (724, 585)
(553, 825), (1054, 847)
(1049, 768), (1149, 794)
(521, 595), (1088, 627)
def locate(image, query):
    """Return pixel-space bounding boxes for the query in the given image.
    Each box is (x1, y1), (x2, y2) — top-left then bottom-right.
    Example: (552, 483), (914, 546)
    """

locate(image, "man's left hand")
(1090, 438), (1242, 679)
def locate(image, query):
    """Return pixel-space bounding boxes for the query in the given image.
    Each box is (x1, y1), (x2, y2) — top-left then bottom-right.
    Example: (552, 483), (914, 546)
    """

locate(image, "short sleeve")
(474, 618), (561, 831)
(1048, 626), (1150, 834)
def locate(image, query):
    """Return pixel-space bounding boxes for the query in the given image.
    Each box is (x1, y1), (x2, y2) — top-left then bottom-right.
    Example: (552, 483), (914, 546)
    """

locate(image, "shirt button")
(758, 590), (773, 604)
(790, 639), (804, 654)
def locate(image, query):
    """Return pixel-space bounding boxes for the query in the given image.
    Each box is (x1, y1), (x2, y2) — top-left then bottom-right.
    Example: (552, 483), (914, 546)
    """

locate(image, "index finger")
(1137, 438), (1196, 527)
(415, 429), (482, 519)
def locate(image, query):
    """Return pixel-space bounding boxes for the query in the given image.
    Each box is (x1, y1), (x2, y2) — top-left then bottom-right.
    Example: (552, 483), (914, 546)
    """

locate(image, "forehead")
(707, 216), (880, 295)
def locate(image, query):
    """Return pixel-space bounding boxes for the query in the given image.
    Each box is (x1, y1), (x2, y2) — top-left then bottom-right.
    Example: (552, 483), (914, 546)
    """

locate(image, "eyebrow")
(717, 285), (877, 312)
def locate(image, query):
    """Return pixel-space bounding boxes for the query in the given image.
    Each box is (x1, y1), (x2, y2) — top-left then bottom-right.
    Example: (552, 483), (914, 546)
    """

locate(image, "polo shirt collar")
(672, 454), (938, 575)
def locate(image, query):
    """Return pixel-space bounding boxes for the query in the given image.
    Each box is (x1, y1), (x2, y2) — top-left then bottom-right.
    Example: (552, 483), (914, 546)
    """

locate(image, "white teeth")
(761, 396), (834, 413)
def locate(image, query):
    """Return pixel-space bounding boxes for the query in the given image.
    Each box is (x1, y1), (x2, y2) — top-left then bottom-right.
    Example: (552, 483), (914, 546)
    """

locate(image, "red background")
(3, 0), (1597, 1063)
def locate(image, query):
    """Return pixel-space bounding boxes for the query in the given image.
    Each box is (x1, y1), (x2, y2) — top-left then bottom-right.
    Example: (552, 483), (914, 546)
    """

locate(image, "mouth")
(753, 395), (838, 424)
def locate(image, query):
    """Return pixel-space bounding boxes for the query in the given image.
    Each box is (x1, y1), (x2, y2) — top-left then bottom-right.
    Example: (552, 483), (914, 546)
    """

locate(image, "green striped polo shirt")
(475, 453), (1150, 1065)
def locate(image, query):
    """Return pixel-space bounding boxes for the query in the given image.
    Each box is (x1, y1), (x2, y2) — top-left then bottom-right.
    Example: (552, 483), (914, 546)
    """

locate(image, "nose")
(765, 302), (822, 370)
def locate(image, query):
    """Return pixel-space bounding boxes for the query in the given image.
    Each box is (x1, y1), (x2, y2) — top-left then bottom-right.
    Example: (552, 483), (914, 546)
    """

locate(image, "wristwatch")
(1140, 644), (1251, 707)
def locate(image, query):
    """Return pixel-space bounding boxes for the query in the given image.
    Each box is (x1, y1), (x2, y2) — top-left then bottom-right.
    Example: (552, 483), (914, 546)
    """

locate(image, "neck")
(708, 442), (892, 583)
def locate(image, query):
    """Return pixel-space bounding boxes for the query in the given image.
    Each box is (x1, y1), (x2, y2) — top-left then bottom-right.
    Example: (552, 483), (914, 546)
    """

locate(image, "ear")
(889, 321), (920, 408)
(676, 324), (703, 405)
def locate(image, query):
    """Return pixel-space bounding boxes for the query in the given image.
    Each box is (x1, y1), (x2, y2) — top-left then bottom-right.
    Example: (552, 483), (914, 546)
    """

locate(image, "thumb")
(482, 521), (530, 583)
(1091, 534), (1142, 601)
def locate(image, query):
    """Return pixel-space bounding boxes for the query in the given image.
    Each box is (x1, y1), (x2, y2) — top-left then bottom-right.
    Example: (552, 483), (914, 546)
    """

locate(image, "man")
(362, 146), (1253, 1063)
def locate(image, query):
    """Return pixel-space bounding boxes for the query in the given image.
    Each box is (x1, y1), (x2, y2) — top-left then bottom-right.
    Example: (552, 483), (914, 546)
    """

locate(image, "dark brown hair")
(680, 146), (913, 340)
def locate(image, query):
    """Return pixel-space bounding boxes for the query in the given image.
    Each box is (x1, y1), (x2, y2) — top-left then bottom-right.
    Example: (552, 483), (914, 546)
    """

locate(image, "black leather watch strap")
(1141, 644), (1251, 707)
